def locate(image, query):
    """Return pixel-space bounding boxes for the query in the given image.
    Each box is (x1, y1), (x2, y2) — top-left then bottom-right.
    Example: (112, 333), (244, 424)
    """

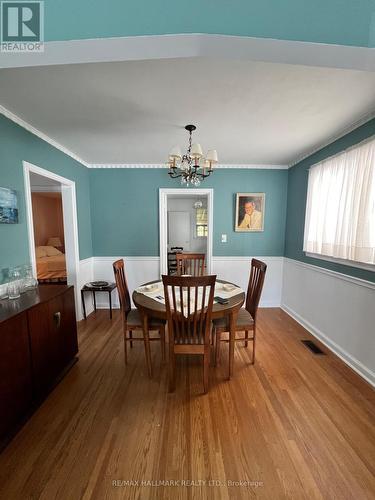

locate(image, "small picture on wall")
(235, 193), (265, 232)
(0, 187), (18, 224)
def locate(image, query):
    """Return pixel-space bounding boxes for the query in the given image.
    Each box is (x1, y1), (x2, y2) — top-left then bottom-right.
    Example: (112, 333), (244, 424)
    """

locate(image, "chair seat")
(126, 309), (166, 328)
(213, 308), (254, 331)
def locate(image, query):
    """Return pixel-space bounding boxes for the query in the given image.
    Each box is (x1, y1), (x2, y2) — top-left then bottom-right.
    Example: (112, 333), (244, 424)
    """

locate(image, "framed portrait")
(235, 193), (265, 232)
(0, 187), (18, 224)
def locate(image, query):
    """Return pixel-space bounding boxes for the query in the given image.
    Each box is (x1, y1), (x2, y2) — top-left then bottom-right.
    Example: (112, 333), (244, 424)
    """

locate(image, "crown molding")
(0, 105), (89, 168)
(2, 103), (374, 172)
(87, 163), (289, 170)
(289, 109), (375, 167)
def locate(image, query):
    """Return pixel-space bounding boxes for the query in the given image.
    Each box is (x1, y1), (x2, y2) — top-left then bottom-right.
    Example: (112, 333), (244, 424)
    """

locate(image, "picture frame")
(0, 187), (18, 224)
(235, 193), (265, 232)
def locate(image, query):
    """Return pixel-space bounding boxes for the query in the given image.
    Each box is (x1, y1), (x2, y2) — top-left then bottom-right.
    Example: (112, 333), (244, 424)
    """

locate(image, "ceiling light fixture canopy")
(168, 124), (218, 186)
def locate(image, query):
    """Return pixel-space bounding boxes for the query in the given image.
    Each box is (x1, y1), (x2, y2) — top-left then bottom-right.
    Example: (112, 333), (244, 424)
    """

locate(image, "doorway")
(30, 176), (66, 284)
(159, 188), (213, 275)
(23, 161), (81, 317)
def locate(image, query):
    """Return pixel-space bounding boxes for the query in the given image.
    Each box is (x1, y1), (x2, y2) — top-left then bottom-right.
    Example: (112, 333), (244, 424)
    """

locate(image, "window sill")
(305, 252), (375, 272)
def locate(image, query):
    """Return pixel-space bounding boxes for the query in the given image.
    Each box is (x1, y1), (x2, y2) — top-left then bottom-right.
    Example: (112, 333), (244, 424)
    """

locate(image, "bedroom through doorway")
(23, 161), (81, 318)
(30, 173), (66, 284)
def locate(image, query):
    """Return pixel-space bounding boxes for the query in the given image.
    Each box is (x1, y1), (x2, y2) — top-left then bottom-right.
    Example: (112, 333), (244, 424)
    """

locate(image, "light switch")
(221, 234), (227, 243)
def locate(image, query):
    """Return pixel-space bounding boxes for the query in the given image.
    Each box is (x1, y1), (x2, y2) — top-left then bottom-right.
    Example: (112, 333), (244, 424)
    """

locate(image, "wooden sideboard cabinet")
(0, 285), (78, 445)
(0, 313), (32, 440)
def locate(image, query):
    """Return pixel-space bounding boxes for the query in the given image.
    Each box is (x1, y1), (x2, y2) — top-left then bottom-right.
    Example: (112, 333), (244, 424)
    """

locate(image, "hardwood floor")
(0, 308), (374, 499)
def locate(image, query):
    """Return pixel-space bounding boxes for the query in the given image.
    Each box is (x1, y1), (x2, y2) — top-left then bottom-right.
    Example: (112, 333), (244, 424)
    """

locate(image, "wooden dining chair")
(162, 274), (216, 393)
(176, 253), (205, 276)
(113, 259), (166, 375)
(214, 259), (267, 366)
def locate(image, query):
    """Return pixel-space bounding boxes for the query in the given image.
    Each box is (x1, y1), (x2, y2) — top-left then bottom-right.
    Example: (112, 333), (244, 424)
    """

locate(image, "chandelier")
(167, 125), (218, 186)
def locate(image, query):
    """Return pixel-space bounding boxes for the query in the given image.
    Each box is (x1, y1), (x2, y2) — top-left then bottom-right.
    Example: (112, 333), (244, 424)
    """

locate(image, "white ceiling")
(1, 57), (375, 165)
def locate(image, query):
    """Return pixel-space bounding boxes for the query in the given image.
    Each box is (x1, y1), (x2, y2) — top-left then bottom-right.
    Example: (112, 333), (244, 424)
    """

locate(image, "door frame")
(159, 188), (213, 275)
(23, 161), (81, 317)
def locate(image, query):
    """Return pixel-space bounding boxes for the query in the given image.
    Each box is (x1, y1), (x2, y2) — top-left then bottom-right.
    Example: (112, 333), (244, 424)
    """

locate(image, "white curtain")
(303, 137), (375, 265)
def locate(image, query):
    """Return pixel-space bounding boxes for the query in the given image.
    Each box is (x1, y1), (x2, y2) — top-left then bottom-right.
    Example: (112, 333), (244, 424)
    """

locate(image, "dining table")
(132, 278), (245, 378)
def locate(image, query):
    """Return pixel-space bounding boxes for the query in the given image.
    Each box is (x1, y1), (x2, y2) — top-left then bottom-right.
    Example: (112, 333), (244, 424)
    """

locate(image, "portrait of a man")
(235, 193), (265, 232)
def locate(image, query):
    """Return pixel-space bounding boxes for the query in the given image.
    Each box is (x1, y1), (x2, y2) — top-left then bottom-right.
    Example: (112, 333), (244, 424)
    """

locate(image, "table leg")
(93, 291), (97, 312)
(228, 310), (237, 379)
(109, 290), (112, 319)
(81, 290), (87, 320)
(142, 313), (153, 378)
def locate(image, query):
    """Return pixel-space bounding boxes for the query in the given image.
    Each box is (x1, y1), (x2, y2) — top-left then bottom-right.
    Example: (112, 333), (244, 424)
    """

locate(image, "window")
(195, 207), (208, 237)
(303, 137), (375, 266)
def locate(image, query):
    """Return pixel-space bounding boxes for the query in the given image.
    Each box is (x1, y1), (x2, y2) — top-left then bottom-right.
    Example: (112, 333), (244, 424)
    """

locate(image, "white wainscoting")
(77, 257), (94, 320)
(93, 257), (160, 309)
(88, 256), (283, 310)
(212, 257), (283, 307)
(281, 258), (375, 387)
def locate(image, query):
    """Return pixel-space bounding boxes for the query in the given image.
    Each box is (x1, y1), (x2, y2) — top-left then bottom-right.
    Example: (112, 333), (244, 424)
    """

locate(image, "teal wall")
(89, 168), (288, 257)
(0, 114), (93, 271)
(2, 107), (375, 284)
(285, 118), (375, 283)
(43, 0), (375, 47)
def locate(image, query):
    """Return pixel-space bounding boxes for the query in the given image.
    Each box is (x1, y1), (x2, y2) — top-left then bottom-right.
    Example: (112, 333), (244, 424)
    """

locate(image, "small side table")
(81, 283), (117, 320)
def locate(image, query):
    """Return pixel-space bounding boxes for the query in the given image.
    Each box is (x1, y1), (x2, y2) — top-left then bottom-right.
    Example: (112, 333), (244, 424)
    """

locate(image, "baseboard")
(281, 303), (375, 387)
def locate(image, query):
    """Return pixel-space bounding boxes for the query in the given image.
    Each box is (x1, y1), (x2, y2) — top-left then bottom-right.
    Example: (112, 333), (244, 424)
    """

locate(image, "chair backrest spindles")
(162, 274), (216, 346)
(246, 259), (267, 321)
(176, 253), (205, 276)
(113, 259), (132, 317)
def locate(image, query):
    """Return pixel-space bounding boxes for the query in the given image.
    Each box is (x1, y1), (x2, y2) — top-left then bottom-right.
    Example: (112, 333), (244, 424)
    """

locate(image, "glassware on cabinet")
(7, 267), (21, 300)
(0, 267), (10, 300)
(22, 264), (38, 291)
